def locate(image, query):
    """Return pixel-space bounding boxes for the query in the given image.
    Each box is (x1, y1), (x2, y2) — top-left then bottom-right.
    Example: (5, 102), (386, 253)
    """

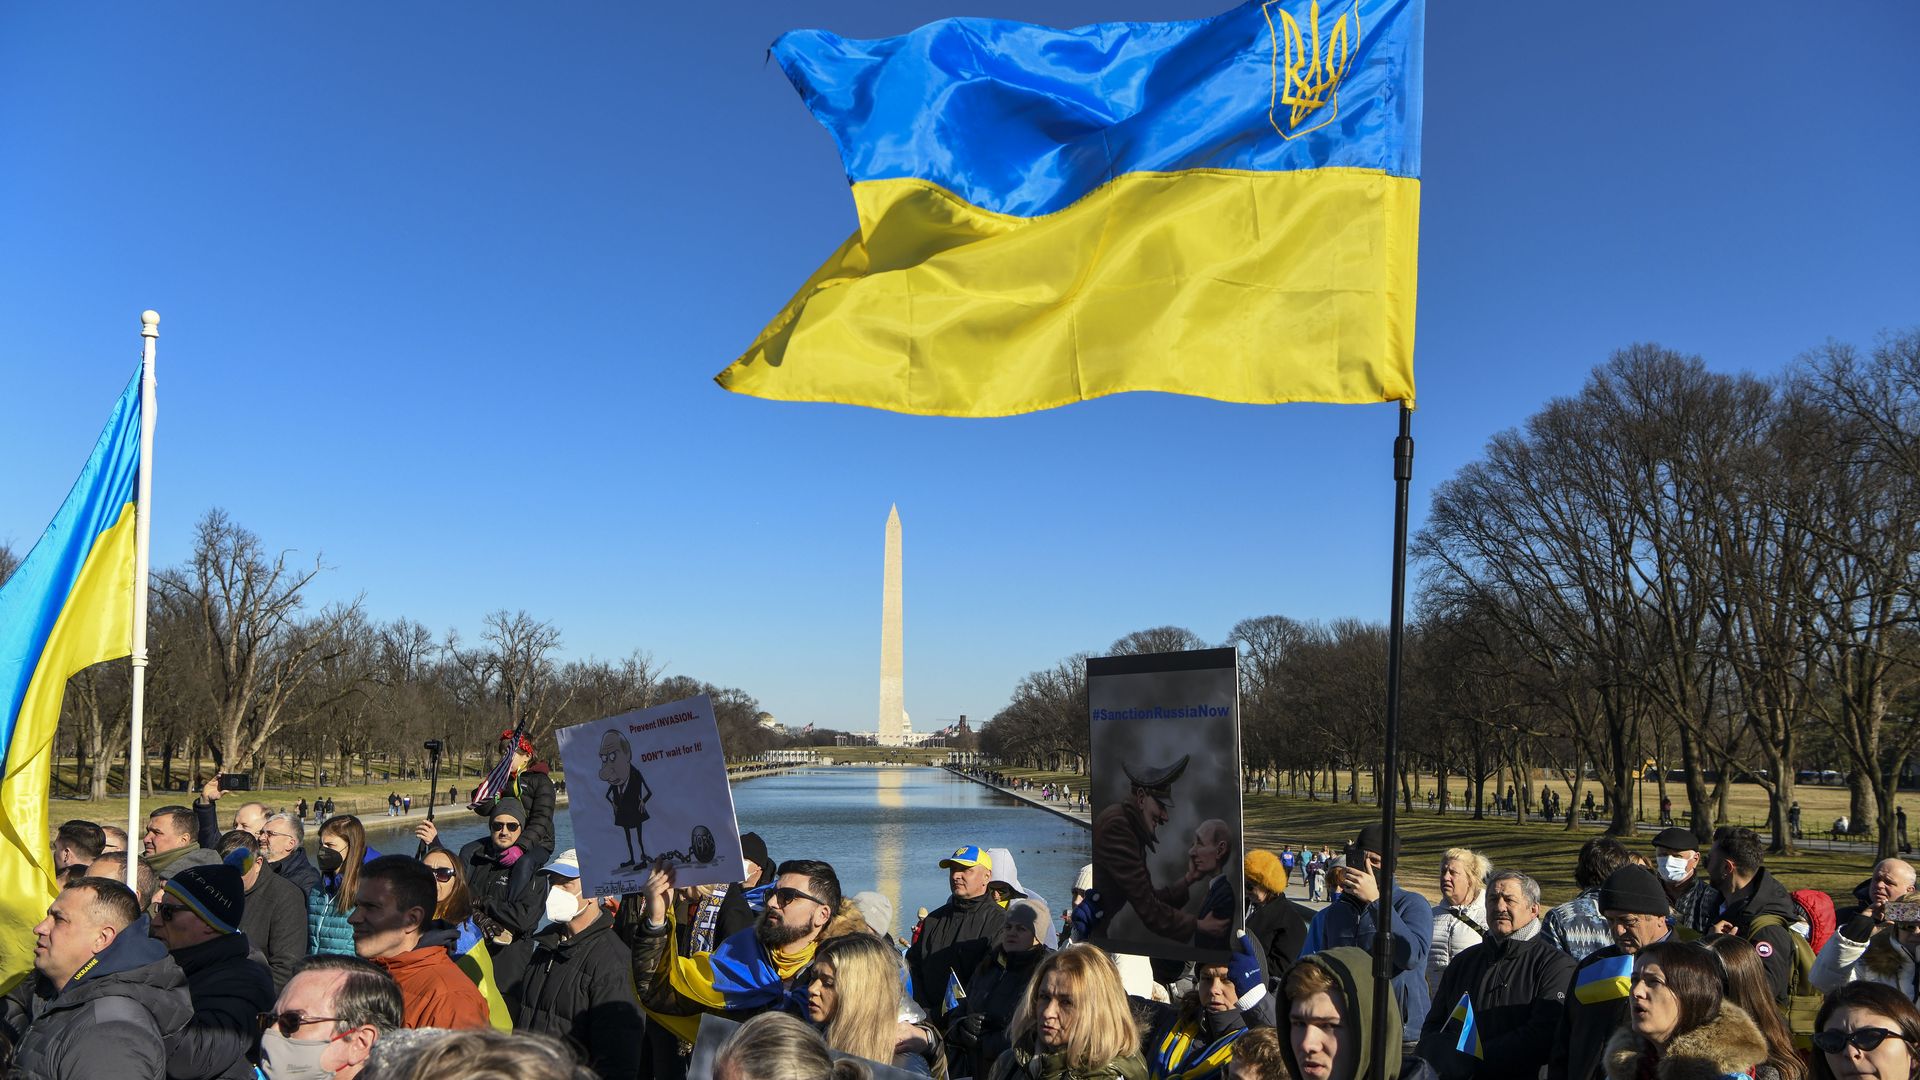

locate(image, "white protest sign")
(554, 692), (745, 894)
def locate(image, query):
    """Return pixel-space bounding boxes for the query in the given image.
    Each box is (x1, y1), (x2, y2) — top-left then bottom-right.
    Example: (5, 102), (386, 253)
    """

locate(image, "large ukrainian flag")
(718, 0), (1422, 417)
(0, 373), (143, 986)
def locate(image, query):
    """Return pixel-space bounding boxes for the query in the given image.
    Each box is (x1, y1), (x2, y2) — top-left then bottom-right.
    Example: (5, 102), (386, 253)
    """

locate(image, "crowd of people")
(7, 742), (1920, 1080)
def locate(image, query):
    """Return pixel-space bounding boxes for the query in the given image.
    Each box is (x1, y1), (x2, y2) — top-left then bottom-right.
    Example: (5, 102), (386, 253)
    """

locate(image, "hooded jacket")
(1246, 891), (1313, 990)
(1599, 1003), (1767, 1080)
(5, 914), (194, 1080)
(1716, 868), (1799, 1002)
(457, 835), (552, 942)
(1810, 913), (1920, 1000)
(372, 939), (492, 1030)
(163, 932), (276, 1080)
(1300, 883), (1434, 1043)
(1279, 947), (1435, 1080)
(240, 863), (310, 990)
(1415, 924), (1573, 1080)
(908, 891), (1009, 1017)
(494, 911), (645, 1080)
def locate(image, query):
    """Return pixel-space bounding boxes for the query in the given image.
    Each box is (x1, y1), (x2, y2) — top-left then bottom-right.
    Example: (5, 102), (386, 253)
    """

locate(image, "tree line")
(0, 510), (786, 799)
(980, 331), (1920, 859)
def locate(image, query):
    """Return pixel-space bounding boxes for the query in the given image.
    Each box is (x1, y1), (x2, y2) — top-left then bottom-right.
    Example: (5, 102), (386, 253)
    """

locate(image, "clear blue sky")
(3, 3), (1915, 733)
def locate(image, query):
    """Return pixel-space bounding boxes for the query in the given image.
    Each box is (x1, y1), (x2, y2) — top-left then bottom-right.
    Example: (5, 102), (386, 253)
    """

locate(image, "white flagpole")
(126, 310), (158, 893)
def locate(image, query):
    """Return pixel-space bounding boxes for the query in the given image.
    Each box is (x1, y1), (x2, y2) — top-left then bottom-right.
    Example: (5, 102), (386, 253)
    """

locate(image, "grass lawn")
(985, 766), (1878, 908)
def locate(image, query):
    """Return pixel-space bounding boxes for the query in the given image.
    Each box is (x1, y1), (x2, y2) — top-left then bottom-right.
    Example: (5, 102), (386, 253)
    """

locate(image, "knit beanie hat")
(851, 891), (894, 936)
(489, 797), (528, 825)
(164, 848), (252, 934)
(1245, 849), (1289, 894)
(1598, 866), (1671, 916)
(740, 832), (772, 874)
(1006, 896), (1051, 934)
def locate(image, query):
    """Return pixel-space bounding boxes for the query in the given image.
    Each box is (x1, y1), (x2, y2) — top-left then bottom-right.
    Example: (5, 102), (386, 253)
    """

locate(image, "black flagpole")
(1371, 403), (1414, 1080)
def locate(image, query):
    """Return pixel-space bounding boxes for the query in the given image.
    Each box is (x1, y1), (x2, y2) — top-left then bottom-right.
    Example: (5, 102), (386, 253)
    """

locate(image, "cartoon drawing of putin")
(600, 729), (653, 871)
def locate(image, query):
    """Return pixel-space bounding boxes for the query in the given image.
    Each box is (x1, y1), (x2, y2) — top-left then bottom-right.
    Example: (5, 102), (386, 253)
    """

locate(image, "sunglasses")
(428, 867), (457, 882)
(257, 1011), (343, 1038)
(769, 886), (829, 908)
(490, 821), (522, 833)
(152, 902), (188, 923)
(1812, 1027), (1909, 1054)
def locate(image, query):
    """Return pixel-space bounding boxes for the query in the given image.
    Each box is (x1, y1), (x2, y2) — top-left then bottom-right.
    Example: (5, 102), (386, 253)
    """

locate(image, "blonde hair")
(1009, 944), (1140, 1072)
(812, 934), (903, 1064)
(717, 1012), (869, 1080)
(1441, 847), (1490, 899)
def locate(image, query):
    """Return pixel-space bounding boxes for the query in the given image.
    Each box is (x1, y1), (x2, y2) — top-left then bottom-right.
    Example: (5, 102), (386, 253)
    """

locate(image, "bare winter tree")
(0, 542), (18, 587)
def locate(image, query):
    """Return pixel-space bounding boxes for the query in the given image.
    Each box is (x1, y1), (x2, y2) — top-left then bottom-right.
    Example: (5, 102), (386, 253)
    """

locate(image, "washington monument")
(878, 504), (907, 745)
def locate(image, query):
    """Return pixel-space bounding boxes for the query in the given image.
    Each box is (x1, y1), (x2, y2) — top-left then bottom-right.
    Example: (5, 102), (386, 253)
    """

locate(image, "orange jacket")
(374, 943), (490, 1030)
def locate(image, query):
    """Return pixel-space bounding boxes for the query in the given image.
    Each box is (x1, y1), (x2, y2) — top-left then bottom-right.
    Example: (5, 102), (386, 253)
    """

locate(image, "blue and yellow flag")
(718, 0), (1423, 417)
(942, 969), (966, 1015)
(1451, 992), (1481, 1059)
(0, 372), (143, 986)
(450, 918), (513, 1031)
(1574, 952), (1635, 1005)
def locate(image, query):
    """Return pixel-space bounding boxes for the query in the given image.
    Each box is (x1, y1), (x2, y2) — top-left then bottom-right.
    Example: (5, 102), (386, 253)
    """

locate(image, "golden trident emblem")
(1264, 0), (1360, 140)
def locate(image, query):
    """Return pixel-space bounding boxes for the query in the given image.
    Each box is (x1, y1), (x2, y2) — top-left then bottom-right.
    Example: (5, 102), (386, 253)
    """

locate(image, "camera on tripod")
(423, 739), (443, 754)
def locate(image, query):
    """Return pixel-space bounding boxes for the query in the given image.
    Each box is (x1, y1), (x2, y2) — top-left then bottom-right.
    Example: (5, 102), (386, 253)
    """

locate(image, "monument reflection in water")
(424, 766), (1090, 933)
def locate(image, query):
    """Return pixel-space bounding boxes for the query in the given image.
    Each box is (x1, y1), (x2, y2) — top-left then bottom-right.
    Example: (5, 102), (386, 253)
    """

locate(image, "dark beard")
(756, 910), (810, 950)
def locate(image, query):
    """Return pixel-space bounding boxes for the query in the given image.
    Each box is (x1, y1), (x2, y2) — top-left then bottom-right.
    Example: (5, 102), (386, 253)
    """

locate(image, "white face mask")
(544, 885), (585, 926)
(259, 1028), (336, 1080)
(1657, 855), (1692, 883)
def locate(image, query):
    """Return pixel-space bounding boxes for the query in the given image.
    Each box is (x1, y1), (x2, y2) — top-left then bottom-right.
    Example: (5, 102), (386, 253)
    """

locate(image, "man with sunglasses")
(257, 954), (404, 1080)
(149, 851), (276, 1080)
(437, 797), (551, 945)
(618, 857), (843, 1048)
(3, 877), (191, 1080)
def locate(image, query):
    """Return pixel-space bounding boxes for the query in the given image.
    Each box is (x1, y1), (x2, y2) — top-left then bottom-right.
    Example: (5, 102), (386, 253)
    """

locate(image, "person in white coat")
(1428, 846), (1491, 996)
(1812, 886), (1920, 1001)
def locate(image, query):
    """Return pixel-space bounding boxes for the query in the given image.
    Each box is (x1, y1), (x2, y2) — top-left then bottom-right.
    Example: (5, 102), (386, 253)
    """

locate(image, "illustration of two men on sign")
(1090, 753), (1236, 955)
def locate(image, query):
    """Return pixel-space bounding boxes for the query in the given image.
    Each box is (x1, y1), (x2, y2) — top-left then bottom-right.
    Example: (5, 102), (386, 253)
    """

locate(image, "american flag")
(468, 731), (522, 809)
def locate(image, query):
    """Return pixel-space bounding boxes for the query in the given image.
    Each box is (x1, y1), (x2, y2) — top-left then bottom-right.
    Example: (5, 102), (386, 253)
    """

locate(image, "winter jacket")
(1599, 1003), (1767, 1080)
(308, 882), (358, 956)
(268, 847), (321, 898)
(949, 945), (1050, 1079)
(147, 843), (222, 880)
(1549, 938), (1672, 1080)
(456, 836), (552, 943)
(1300, 884), (1434, 1043)
(1280, 947), (1437, 1080)
(1427, 893), (1488, 997)
(3, 915), (194, 1080)
(908, 892), (1009, 1017)
(1717, 868), (1800, 1002)
(1245, 892), (1313, 988)
(241, 866), (310, 990)
(474, 760), (560, 855)
(373, 941), (493, 1030)
(1542, 889), (1611, 962)
(494, 912), (645, 1080)
(1416, 925), (1573, 1080)
(987, 1045), (1148, 1080)
(1811, 913), (1920, 999)
(1133, 989), (1278, 1080)
(163, 933), (276, 1080)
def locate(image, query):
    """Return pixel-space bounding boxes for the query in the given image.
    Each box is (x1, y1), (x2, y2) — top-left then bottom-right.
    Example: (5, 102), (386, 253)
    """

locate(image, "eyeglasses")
(152, 902), (188, 923)
(257, 1011), (343, 1037)
(258, 831), (293, 843)
(1812, 1027), (1909, 1054)
(491, 821), (522, 834)
(428, 866), (457, 882)
(769, 886), (829, 908)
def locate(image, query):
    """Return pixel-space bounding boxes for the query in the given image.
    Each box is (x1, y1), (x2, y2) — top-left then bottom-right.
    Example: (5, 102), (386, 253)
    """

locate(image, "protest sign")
(1085, 646), (1243, 964)
(555, 692), (744, 894)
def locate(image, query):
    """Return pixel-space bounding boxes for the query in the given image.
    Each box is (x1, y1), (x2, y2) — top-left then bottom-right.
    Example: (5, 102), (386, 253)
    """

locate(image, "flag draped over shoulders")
(0, 373), (142, 987)
(718, 0), (1424, 417)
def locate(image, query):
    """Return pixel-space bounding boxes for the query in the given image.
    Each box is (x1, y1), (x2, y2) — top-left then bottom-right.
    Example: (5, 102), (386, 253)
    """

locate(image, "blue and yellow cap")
(940, 845), (991, 871)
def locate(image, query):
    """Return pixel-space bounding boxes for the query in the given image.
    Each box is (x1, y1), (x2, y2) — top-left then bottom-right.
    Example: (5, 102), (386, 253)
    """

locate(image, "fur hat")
(1245, 849), (1289, 895)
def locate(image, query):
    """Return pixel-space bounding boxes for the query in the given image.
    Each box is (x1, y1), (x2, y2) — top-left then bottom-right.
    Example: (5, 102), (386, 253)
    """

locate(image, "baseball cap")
(540, 849), (582, 879)
(940, 845), (992, 871)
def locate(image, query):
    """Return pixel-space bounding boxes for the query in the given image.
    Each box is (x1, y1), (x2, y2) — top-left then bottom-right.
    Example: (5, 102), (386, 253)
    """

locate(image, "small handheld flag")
(1574, 953), (1635, 1005)
(1451, 992), (1482, 1059)
(943, 970), (966, 1014)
